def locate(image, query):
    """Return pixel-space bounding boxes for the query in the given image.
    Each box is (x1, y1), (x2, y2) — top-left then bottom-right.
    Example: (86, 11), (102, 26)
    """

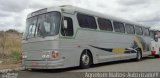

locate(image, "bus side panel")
(142, 36), (151, 57)
(59, 39), (85, 68)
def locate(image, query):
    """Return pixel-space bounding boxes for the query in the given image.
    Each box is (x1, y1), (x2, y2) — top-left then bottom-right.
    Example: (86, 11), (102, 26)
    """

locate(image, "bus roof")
(27, 5), (150, 28)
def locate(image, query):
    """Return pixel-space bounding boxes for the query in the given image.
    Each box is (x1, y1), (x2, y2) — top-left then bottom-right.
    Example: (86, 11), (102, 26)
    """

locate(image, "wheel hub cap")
(82, 54), (89, 65)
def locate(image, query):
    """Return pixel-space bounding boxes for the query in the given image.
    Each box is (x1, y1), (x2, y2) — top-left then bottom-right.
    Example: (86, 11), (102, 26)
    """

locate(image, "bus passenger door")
(60, 13), (79, 66)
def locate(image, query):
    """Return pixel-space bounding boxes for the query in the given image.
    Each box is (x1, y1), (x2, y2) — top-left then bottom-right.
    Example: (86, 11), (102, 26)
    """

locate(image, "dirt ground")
(0, 63), (21, 70)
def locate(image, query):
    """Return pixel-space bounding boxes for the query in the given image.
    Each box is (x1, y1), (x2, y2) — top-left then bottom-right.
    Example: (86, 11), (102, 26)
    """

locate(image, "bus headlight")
(42, 55), (46, 58)
(22, 55), (27, 59)
(42, 54), (50, 59)
(52, 51), (59, 58)
(46, 55), (50, 58)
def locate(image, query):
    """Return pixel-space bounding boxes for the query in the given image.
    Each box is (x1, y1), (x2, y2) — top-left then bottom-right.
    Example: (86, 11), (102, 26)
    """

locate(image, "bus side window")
(61, 17), (73, 36)
(113, 21), (125, 33)
(135, 26), (143, 35)
(143, 28), (149, 36)
(125, 24), (135, 34)
(97, 18), (113, 31)
(77, 13), (97, 29)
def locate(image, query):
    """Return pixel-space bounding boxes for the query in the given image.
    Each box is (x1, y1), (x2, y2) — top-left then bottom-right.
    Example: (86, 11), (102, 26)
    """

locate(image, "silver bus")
(22, 5), (151, 69)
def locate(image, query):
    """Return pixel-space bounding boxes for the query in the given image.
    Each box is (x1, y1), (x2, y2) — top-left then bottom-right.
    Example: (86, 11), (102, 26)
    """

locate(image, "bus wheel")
(135, 49), (142, 61)
(80, 51), (92, 69)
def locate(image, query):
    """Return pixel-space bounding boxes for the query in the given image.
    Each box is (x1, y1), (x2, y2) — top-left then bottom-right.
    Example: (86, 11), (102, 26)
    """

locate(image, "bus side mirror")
(63, 20), (68, 29)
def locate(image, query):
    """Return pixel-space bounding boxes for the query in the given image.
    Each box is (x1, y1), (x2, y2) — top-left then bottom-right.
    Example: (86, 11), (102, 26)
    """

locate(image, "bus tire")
(135, 49), (142, 61)
(80, 51), (92, 69)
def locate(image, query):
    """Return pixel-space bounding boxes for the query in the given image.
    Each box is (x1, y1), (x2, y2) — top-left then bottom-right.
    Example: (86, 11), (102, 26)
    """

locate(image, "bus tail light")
(52, 51), (59, 58)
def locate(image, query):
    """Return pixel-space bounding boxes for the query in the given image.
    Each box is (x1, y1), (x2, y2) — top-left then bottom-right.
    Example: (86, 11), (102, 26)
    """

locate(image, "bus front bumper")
(23, 59), (65, 69)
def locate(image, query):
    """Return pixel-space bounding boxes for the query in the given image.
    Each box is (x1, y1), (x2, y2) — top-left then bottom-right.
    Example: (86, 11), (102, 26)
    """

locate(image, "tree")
(6, 29), (19, 33)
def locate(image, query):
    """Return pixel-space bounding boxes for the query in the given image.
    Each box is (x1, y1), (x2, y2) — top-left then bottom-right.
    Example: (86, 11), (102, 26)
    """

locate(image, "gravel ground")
(1, 56), (160, 78)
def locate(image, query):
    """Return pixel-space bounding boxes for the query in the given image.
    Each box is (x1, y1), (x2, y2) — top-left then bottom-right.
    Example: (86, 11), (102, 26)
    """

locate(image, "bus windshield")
(23, 12), (61, 39)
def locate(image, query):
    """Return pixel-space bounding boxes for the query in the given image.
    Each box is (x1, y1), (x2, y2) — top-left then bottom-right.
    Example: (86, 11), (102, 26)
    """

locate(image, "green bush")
(6, 29), (19, 33)
(10, 50), (21, 62)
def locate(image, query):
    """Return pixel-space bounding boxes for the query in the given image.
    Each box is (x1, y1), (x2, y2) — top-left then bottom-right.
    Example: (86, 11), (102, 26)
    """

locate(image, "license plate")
(31, 61), (38, 65)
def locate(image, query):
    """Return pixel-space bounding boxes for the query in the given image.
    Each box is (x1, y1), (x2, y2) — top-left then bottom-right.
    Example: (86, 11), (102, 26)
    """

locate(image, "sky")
(0, 0), (160, 32)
